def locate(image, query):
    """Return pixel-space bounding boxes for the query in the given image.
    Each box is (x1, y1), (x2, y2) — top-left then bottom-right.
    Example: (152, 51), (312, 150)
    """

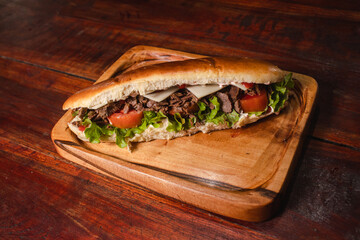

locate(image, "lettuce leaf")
(269, 73), (294, 112)
(167, 113), (198, 132)
(84, 122), (102, 143)
(82, 117), (92, 126)
(226, 110), (240, 126)
(207, 112), (227, 125)
(207, 97), (220, 120)
(196, 96), (240, 127)
(143, 111), (167, 128)
(197, 101), (208, 121)
(115, 128), (128, 148)
(84, 121), (114, 144)
(166, 113), (182, 132)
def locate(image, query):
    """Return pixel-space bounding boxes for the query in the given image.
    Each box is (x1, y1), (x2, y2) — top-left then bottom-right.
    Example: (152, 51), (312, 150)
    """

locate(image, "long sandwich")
(63, 57), (294, 149)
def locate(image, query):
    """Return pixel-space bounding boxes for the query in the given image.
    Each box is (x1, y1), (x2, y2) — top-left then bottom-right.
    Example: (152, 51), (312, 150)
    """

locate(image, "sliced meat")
(122, 103), (130, 114)
(159, 89), (199, 117)
(168, 106), (183, 116)
(138, 95), (148, 104)
(96, 107), (108, 119)
(146, 100), (157, 108)
(169, 101), (199, 116)
(87, 110), (96, 120)
(229, 85), (240, 102)
(216, 92), (232, 113)
(126, 97), (137, 106)
(134, 103), (144, 111)
(234, 100), (242, 113)
(78, 107), (88, 119)
(169, 98), (180, 105)
(107, 102), (123, 116)
(184, 102), (199, 115)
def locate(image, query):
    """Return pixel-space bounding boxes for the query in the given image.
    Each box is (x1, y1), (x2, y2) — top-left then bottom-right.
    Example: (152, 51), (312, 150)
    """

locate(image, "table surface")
(1, 0), (359, 239)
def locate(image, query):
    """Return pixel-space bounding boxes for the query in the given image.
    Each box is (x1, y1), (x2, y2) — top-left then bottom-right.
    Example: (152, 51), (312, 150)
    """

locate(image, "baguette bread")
(63, 57), (285, 110)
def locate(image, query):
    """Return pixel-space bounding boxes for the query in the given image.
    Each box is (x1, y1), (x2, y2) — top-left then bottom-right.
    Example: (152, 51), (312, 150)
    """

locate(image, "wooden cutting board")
(51, 46), (318, 222)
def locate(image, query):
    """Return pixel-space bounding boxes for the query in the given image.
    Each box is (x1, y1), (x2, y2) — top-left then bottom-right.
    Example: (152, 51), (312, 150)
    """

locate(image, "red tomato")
(242, 82), (254, 89)
(178, 84), (187, 89)
(108, 110), (143, 129)
(79, 125), (86, 132)
(240, 88), (268, 113)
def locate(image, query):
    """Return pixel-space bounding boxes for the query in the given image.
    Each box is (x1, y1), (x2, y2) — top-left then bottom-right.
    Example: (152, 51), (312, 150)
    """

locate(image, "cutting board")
(51, 46), (318, 222)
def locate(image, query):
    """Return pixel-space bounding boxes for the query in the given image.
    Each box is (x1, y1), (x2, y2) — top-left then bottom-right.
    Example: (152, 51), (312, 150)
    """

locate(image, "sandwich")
(63, 57), (294, 149)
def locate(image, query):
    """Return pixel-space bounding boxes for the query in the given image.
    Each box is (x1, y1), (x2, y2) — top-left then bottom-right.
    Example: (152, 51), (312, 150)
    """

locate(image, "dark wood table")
(1, 0), (359, 239)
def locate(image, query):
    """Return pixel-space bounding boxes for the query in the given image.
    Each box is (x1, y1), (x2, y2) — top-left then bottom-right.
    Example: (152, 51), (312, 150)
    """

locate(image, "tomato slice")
(178, 84), (187, 89)
(108, 110), (144, 129)
(240, 88), (268, 113)
(242, 82), (254, 89)
(79, 125), (86, 132)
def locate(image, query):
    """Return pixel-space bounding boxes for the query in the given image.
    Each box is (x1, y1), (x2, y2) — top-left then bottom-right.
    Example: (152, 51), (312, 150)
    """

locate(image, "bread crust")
(63, 57), (285, 110)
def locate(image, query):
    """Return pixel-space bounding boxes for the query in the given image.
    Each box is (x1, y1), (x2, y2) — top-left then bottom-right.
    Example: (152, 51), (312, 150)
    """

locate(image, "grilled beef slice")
(216, 92), (232, 113)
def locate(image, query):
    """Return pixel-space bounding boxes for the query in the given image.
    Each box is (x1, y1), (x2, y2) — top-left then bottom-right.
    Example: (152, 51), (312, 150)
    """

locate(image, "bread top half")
(63, 57), (285, 110)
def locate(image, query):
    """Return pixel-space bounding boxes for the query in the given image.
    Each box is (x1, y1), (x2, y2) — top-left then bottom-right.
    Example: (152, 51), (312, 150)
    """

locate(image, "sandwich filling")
(69, 73), (294, 148)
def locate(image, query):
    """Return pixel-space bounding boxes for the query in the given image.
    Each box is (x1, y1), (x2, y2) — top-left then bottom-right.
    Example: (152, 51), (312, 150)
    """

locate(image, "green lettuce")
(82, 117), (92, 126)
(195, 96), (240, 127)
(269, 73), (294, 112)
(207, 97), (220, 120)
(197, 101), (207, 121)
(166, 113), (196, 132)
(167, 113), (184, 132)
(84, 120), (114, 144)
(226, 110), (240, 126)
(115, 128), (129, 148)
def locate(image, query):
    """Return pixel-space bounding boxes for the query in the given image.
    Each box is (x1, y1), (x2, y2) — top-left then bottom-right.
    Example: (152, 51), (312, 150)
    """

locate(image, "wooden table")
(0, 0), (359, 239)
